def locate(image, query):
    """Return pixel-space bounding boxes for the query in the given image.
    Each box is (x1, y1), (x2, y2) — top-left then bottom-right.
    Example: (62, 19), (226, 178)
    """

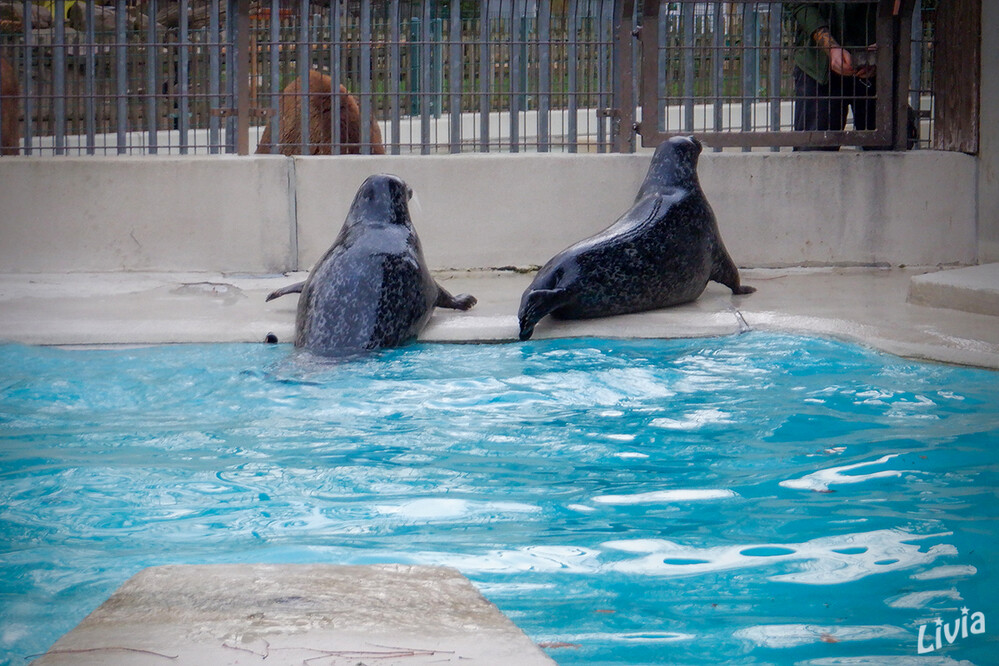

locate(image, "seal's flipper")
(435, 284), (477, 311)
(710, 247), (755, 296)
(266, 281), (306, 302)
(518, 288), (572, 340)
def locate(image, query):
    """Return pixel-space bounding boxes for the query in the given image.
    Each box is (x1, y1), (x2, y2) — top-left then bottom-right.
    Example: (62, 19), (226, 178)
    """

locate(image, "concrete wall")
(0, 150), (978, 273)
(979, 0), (999, 263)
(0, 157), (295, 273)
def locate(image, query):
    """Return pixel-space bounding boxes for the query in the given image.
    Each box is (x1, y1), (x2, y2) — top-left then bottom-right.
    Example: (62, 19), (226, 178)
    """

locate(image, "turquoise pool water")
(1, 333), (997, 664)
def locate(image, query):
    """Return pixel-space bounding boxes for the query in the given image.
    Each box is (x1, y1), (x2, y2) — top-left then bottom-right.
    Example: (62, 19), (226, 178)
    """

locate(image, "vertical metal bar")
(768, 1), (781, 150)
(390, 0), (401, 153)
(613, 0), (635, 153)
(509, 0), (521, 152)
(538, 0), (551, 152)
(891, 0), (916, 150)
(523, 0), (533, 149)
(114, 0), (126, 153)
(479, 0), (490, 152)
(226, 0), (237, 152)
(712, 1), (723, 141)
(53, 0), (66, 154)
(360, 0), (373, 154)
(433, 15), (443, 118)
(908, 0), (923, 128)
(448, 0), (461, 153)
(658, 1), (667, 133)
(209, 0), (221, 153)
(638, 0), (660, 145)
(179, 0), (191, 154)
(596, 1), (611, 152)
(1, 25), (6, 152)
(297, 0), (310, 152)
(268, 0), (280, 153)
(146, 0), (158, 154)
(681, 0), (694, 132)
(566, 0), (578, 152)
(235, 0), (250, 154)
(741, 2), (755, 150)
(85, 0), (96, 154)
(21, 0), (33, 154)
(420, 0), (431, 154)
(330, 0), (341, 151)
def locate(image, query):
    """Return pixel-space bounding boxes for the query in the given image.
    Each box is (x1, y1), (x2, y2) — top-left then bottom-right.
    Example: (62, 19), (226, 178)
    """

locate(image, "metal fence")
(0, 0), (935, 156)
(635, 0), (928, 151)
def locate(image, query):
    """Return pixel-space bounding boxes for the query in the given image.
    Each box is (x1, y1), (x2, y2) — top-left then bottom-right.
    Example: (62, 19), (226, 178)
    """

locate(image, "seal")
(267, 174), (476, 356)
(518, 135), (754, 340)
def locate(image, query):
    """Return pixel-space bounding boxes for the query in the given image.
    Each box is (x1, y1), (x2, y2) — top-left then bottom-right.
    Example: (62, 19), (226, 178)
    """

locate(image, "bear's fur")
(256, 70), (384, 156)
(1, 56), (20, 156)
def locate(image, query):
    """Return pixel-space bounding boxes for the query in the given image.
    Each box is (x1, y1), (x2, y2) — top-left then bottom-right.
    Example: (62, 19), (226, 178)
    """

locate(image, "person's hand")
(814, 29), (876, 79)
(854, 45), (877, 79)
(827, 46), (856, 76)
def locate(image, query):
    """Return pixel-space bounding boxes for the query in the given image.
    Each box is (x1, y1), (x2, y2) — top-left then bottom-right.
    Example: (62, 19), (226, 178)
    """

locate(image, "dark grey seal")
(267, 174), (476, 356)
(518, 135), (754, 340)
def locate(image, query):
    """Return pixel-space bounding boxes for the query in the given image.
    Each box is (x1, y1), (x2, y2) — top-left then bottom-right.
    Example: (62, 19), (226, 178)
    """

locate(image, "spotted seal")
(267, 174), (476, 355)
(518, 135), (754, 340)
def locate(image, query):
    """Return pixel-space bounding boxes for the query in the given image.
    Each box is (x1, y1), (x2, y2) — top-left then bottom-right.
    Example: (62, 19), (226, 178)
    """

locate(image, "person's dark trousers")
(792, 66), (877, 151)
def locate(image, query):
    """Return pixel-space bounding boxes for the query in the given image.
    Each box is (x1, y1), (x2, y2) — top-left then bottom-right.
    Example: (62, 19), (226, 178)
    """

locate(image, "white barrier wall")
(0, 150), (978, 273)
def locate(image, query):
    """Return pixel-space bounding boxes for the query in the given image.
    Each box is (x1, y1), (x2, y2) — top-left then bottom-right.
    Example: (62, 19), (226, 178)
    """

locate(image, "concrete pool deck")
(1, 264), (998, 369)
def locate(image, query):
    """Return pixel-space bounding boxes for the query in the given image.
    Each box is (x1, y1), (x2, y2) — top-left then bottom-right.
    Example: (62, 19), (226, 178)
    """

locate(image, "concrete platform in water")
(32, 564), (555, 665)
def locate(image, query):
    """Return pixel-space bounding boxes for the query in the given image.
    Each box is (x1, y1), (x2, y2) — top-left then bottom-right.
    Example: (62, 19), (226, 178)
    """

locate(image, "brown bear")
(1, 56), (19, 156)
(255, 70), (385, 156)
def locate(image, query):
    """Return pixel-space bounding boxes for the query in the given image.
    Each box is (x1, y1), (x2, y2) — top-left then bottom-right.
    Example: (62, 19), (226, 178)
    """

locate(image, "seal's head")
(348, 173), (414, 227)
(636, 135), (703, 199)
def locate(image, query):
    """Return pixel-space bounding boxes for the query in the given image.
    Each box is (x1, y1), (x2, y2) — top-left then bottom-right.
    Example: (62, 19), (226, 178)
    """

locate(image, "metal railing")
(0, 0), (933, 156)
(633, 0), (921, 151)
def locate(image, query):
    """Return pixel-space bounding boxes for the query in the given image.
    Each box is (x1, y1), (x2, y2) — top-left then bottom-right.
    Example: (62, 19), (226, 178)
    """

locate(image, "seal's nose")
(406, 186), (414, 201)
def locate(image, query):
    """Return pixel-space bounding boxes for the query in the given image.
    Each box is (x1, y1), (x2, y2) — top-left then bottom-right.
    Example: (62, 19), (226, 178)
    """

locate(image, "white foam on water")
(780, 454), (919, 492)
(911, 565), (978, 581)
(549, 631), (695, 644)
(733, 623), (908, 648)
(420, 530), (956, 586)
(650, 408), (733, 431)
(375, 498), (538, 520)
(886, 588), (962, 609)
(603, 529), (956, 585)
(800, 656), (975, 665)
(592, 489), (738, 505)
(434, 545), (603, 574)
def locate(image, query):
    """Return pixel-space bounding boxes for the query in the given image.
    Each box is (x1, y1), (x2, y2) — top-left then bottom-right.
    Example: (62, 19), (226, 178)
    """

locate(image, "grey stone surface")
(907, 263), (999, 317)
(2, 267), (998, 369)
(33, 564), (555, 665)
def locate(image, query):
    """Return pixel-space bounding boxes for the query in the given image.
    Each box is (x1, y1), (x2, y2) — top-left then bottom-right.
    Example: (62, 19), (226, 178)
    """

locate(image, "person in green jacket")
(785, 3), (878, 150)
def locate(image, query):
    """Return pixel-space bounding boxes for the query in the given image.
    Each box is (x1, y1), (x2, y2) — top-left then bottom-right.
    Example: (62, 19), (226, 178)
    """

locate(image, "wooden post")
(933, 0), (981, 153)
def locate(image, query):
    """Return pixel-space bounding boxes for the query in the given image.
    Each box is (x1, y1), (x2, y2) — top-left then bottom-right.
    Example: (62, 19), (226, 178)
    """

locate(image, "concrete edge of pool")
(32, 564), (557, 665)
(1, 265), (997, 369)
